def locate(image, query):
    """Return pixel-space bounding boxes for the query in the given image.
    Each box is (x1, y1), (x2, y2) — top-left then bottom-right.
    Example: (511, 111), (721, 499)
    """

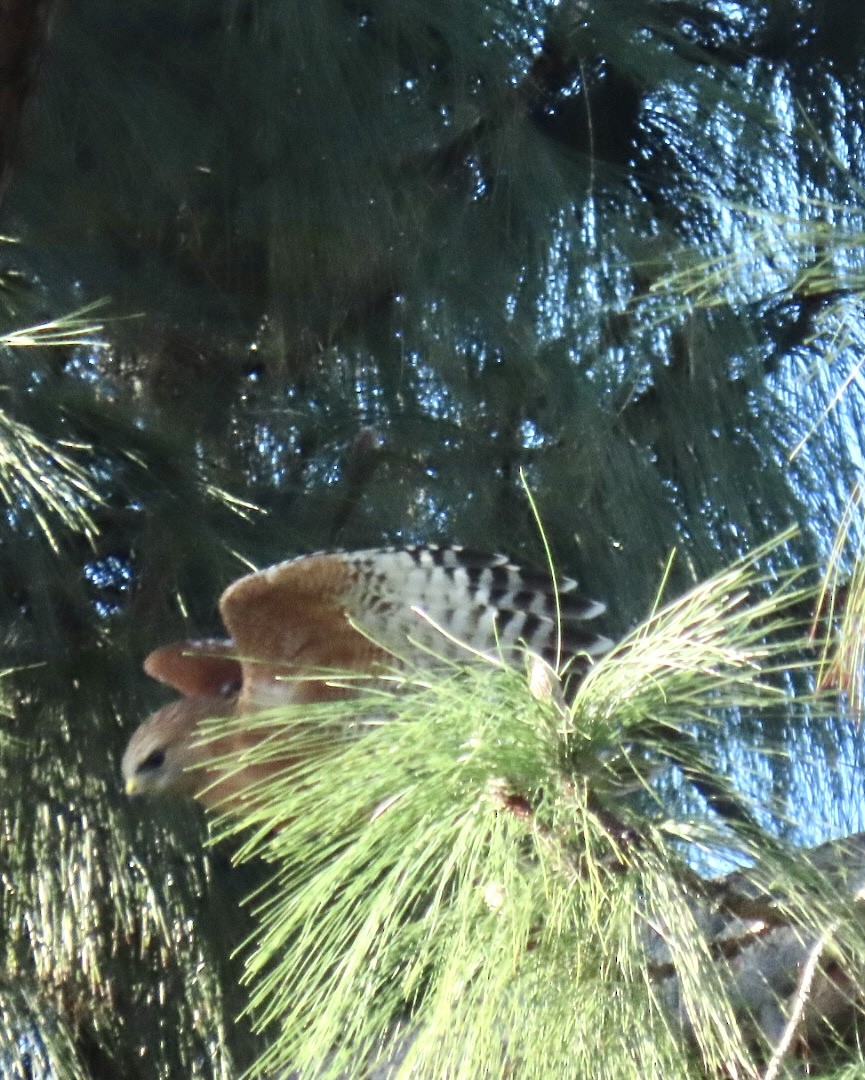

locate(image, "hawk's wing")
(218, 546), (611, 710)
(143, 639), (242, 698)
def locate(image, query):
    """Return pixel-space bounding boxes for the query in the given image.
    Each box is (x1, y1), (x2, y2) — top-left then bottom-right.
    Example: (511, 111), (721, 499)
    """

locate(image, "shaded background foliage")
(1, 0), (865, 1075)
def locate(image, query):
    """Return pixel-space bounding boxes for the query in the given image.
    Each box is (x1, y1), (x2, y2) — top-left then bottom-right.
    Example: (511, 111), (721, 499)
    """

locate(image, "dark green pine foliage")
(0, 0), (864, 1075)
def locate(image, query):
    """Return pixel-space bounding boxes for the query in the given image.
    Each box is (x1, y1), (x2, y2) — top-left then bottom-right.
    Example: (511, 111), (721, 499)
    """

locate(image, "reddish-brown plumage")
(220, 553), (391, 710)
(122, 547), (610, 813)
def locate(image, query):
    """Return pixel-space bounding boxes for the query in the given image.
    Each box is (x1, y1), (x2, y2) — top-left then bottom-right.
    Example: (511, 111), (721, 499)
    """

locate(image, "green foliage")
(817, 485), (865, 714)
(0, 305), (112, 551)
(209, 537), (855, 1078)
(0, 407), (99, 550)
(0, 318), (261, 1076)
(0, 707), (252, 1078)
(0, 303), (109, 349)
(4, 0), (861, 588)
(0, 1), (863, 1075)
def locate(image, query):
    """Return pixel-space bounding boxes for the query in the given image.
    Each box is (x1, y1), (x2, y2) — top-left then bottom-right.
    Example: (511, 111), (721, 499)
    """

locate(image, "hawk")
(121, 547), (611, 812)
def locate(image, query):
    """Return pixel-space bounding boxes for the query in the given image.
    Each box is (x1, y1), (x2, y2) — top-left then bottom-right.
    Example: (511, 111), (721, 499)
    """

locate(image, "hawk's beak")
(124, 777), (141, 796)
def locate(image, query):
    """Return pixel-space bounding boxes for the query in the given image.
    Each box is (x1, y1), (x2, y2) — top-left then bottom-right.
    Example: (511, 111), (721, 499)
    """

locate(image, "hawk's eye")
(139, 748), (166, 773)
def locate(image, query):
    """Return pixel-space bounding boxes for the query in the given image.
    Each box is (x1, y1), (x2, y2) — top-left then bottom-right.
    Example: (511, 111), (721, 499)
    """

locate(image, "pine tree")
(1, 1), (865, 1075)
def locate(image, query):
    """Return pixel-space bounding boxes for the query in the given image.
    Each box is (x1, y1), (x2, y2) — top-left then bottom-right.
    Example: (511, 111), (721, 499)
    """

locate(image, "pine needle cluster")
(206, 537), (861, 1078)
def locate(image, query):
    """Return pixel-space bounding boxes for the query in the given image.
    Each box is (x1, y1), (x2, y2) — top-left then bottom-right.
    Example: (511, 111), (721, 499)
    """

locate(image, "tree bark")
(0, 0), (58, 208)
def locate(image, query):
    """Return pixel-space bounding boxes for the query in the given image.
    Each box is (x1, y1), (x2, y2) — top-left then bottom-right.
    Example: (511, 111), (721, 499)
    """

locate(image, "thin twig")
(762, 923), (836, 1080)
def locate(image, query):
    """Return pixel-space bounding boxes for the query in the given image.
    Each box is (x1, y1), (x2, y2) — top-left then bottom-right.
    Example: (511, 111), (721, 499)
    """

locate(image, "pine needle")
(206, 533), (844, 1078)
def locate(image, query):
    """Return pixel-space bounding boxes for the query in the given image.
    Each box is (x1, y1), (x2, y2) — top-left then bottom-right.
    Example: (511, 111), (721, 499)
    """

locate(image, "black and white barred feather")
(334, 545), (611, 670)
